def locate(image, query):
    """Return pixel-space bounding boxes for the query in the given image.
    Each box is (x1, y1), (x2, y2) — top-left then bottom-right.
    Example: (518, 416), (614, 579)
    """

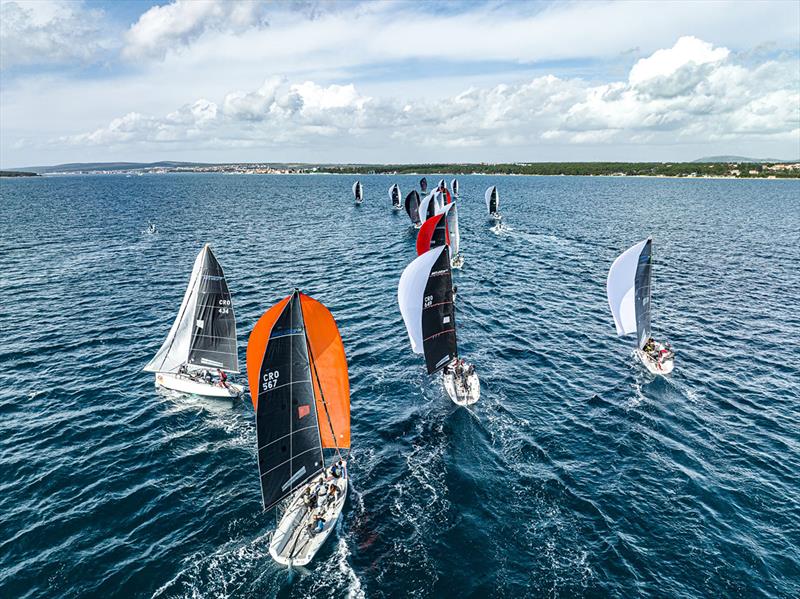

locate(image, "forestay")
(485, 186), (499, 214)
(144, 244), (238, 374)
(398, 246), (458, 374)
(607, 238), (653, 349)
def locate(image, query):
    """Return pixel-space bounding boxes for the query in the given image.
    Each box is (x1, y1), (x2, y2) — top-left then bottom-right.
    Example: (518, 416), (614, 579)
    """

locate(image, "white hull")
(154, 372), (243, 398)
(392, 205), (402, 211)
(269, 465), (348, 567)
(443, 367), (480, 406)
(451, 254), (464, 269)
(634, 348), (675, 376)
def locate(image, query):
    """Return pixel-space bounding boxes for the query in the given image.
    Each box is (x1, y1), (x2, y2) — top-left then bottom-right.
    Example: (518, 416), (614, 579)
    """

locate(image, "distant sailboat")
(144, 244), (243, 398)
(418, 191), (438, 223)
(247, 290), (351, 567)
(398, 246), (479, 405)
(389, 183), (402, 210)
(353, 181), (363, 204)
(607, 238), (674, 375)
(419, 177), (428, 194)
(485, 186), (501, 220)
(437, 179), (446, 191)
(451, 179), (459, 197)
(405, 190), (422, 228)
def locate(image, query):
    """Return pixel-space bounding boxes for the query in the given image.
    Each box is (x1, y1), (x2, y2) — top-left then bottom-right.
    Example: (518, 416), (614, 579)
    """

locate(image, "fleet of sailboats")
(142, 176), (676, 569)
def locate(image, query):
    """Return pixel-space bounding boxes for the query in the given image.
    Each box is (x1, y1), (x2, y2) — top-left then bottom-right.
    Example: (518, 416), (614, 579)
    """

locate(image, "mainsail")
(353, 181), (363, 202)
(144, 244), (239, 374)
(420, 177), (428, 194)
(485, 186), (499, 214)
(416, 203), (452, 256)
(405, 190), (421, 225)
(398, 246), (457, 374)
(451, 179), (459, 197)
(389, 183), (401, 207)
(607, 238), (653, 349)
(247, 290), (350, 510)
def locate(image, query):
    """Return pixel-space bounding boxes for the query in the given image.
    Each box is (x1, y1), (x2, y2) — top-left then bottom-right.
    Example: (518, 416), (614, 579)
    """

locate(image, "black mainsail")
(634, 238), (653, 348)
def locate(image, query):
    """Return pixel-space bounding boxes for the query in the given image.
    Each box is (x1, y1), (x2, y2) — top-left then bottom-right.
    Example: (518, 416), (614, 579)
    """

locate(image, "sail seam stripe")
(260, 447), (321, 478)
(258, 379), (312, 393)
(257, 425), (318, 451)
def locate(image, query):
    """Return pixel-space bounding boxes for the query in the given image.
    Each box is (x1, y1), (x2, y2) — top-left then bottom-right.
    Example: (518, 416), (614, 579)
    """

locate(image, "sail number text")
(262, 370), (280, 390)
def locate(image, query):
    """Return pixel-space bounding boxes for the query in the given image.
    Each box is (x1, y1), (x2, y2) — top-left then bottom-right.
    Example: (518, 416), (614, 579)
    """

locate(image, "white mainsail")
(607, 238), (652, 348)
(398, 246), (447, 354)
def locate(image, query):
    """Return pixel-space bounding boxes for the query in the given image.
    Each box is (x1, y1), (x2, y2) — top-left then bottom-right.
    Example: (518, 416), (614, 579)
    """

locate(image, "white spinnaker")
(418, 191), (436, 224)
(485, 186), (498, 213)
(433, 191), (445, 213)
(398, 246), (447, 354)
(446, 202), (460, 256)
(353, 181), (362, 200)
(388, 183), (400, 205)
(607, 238), (649, 337)
(144, 246), (206, 373)
(451, 179), (459, 196)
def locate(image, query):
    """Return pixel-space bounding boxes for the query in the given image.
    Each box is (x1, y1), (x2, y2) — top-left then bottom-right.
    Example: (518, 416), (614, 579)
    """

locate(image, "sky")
(1, 0), (799, 167)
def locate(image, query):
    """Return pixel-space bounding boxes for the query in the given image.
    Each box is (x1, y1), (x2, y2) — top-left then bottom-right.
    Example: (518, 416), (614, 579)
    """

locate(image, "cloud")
(59, 37), (800, 154)
(123, 0), (269, 60)
(0, 0), (115, 70)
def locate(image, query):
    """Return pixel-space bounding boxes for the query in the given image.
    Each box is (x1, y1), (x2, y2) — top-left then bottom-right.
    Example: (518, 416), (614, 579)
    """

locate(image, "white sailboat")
(485, 185), (501, 220)
(389, 183), (402, 210)
(247, 290), (352, 567)
(352, 181), (363, 204)
(607, 238), (675, 375)
(144, 244), (243, 398)
(398, 245), (480, 405)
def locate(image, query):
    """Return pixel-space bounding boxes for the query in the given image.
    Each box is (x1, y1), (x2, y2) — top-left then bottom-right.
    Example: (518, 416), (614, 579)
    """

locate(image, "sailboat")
(389, 183), (402, 210)
(451, 179), (459, 198)
(405, 190), (422, 228)
(247, 289), (351, 567)
(416, 203), (462, 269)
(418, 191), (439, 224)
(419, 177), (428, 195)
(485, 185), (501, 220)
(437, 179), (446, 191)
(607, 238), (675, 375)
(144, 244), (243, 398)
(398, 245), (480, 405)
(352, 181), (363, 204)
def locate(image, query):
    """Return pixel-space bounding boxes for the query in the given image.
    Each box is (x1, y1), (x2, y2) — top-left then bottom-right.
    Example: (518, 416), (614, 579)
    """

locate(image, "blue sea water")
(1, 173), (799, 598)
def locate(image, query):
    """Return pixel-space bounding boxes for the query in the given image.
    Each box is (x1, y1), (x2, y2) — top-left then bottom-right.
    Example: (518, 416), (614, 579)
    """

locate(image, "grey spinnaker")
(405, 190), (421, 225)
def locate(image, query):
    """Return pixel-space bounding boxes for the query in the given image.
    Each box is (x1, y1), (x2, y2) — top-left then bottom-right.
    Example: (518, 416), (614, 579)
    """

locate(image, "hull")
(269, 465), (349, 567)
(451, 254), (464, 269)
(634, 348), (675, 375)
(489, 212), (502, 221)
(443, 366), (480, 406)
(392, 205), (402, 211)
(155, 372), (243, 398)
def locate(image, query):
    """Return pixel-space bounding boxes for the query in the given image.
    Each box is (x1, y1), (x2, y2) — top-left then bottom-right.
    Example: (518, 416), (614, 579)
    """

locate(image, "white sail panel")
(447, 202), (460, 256)
(418, 191), (436, 224)
(144, 246), (206, 373)
(607, 239), (649, 338)
(433, 191), (445, 213)
(398, 246), (447, 354)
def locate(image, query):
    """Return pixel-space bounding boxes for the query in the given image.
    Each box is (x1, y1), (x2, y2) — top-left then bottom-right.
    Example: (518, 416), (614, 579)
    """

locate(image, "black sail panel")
(430, 214), (448, 250)
(405, 190), (421, 224)
(634, 239), (653, 348)
(489, 189), (498, 213)
(256, 293), (323, 510)
(421, 249), (457, 374)
(188, 247), (238, 372)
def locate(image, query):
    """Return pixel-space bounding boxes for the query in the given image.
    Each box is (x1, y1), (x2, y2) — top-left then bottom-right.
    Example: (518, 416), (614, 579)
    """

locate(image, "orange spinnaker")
(300, 293), (351, 449)
(246, 294), (291, 411)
